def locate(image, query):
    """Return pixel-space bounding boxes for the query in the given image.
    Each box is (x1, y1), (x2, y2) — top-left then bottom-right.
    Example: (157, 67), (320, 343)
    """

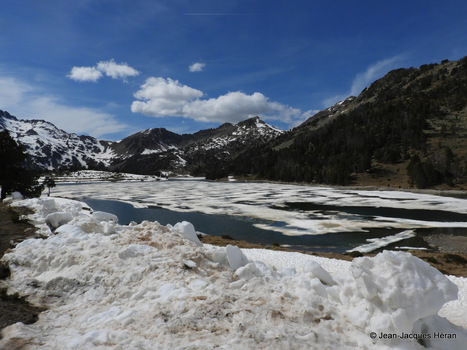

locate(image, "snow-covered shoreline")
(0, 194), (466, 349)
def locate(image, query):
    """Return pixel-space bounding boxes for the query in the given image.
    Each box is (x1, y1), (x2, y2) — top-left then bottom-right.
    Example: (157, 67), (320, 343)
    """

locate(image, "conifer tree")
(0, 130), (43, 200)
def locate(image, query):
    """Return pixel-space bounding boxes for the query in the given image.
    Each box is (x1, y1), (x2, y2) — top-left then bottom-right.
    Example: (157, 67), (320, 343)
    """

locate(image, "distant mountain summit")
(0, 110), (114, 171)
(108, 116), (283, 176)
(0, 111), (282, 175)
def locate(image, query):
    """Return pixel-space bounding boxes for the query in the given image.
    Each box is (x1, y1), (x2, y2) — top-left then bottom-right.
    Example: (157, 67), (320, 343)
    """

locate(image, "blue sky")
(0, 0), (466, 140)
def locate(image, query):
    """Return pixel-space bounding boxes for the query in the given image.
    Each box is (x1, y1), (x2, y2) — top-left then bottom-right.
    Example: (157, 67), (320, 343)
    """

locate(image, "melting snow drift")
(1, 195), (466, 349)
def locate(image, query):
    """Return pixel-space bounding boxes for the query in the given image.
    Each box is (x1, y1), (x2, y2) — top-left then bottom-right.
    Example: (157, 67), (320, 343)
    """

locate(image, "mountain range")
(0, 110), (282, 177)
(1, 56), (467, 189)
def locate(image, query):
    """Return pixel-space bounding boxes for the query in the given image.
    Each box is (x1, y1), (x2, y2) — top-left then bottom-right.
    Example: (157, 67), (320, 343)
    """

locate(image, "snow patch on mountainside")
(47, 170), (167, 183)
(0, 110), (115, 170)
(1, 110), (282, 173)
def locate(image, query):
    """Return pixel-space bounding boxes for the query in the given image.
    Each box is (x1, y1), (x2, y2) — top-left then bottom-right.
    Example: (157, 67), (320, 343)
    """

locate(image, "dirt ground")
(0, 203), (45, 333)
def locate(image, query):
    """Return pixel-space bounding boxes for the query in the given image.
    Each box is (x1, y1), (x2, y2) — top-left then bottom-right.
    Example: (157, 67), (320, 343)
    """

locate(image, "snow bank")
(172, 221), (202, 246)
(347, 251), (457, 334)
(1, 197), (466, 349)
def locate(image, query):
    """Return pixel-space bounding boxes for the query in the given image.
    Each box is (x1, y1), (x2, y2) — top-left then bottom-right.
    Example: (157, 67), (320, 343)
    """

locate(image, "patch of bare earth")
(199, 234), (467, 277)
(0, 203), (45, 334)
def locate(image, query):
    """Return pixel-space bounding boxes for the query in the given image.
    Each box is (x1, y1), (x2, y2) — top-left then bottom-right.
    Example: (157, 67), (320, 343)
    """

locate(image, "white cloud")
(0, 75), (127, 138)
(322, 55), (407, 108)
(290, 108), (320, 127)
(96, 59), (140, 80)
(131, 77), (306, 125)
(349, 55), (405, 96)
(189, 62), (206, 72)
(67, 59), (139, 82)
(132, 77), (203, 116)
(27, 97), (128, 138)
(67, 66), (103, 82)
(182, 91), (272, 122)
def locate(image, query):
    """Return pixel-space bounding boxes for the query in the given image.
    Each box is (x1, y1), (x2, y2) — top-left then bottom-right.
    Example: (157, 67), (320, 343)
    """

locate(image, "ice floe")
(49, 180), (467, 237)
(347, 230), (416, 253)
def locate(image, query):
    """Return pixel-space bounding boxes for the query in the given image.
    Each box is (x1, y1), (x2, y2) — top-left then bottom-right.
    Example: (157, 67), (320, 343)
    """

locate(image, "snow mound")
(46, 211), (74, 229)
(172, 220), (202, 246)
(226, 244), (249, 269)
(345, 251), (458, 335)
(1, 197), (466, 349)
(91, 211), (118, 223)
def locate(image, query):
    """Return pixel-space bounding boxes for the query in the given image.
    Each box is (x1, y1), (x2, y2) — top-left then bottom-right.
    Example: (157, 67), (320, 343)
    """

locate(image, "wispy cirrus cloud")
(349, 55), (406, 96)
(68, 59), (140, 82)
(323, 54), (407, 108)
(131, 76), (313, 126)
(189, 62), (206, 72)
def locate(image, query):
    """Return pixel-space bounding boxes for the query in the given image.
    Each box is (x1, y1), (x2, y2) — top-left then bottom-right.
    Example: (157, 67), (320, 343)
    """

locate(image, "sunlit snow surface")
(51, 180), (467, 236)
(0, 196), (466, 349)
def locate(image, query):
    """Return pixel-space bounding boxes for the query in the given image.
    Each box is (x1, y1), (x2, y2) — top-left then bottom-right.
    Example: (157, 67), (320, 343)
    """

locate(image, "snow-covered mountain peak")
(0, 110), (115, 170)
(1, 111), (282, 175)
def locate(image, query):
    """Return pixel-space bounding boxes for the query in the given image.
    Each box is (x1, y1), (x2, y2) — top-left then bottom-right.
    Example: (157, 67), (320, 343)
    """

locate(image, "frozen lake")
(52, 179), (467, 253)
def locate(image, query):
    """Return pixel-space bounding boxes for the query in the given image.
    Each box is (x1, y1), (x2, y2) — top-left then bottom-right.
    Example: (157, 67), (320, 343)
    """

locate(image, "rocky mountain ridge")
(0, 110), (282, 175)
(235, 57), (467, 188)
(0, 110), (115, 171)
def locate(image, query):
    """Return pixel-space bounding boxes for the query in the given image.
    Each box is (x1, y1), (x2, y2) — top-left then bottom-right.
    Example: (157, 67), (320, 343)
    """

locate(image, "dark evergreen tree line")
(0, 130), (43, 200)
(228, 57), (467, 187)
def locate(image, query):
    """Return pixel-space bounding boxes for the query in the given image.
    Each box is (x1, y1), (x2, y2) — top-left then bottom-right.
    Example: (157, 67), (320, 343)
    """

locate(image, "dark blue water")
(83, 198), (467, 253)
(284, 202), (467, 222)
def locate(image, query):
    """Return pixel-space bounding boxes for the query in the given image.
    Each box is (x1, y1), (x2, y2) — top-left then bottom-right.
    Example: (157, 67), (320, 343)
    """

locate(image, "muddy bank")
(424, 234), (467, 255)
(0, 203), (45, 332)
(199, 234), (467, 277)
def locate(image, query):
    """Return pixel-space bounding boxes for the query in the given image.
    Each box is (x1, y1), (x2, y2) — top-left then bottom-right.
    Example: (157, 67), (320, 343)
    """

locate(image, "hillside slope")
(235, 57), (467, 189)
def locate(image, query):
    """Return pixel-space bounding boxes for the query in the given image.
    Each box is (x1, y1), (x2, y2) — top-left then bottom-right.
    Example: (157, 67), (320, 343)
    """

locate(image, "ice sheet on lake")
(347, 230), (417, 253)
(1, 195), (466, 349)
(50, 180), (467, 236)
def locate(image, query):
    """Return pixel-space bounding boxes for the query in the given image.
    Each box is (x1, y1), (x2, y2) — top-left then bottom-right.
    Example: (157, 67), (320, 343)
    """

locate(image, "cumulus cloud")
(131, 77), (306, 125)
(68, 59), (139, 82)
(189, 62), (206, 72)
(96, 59), (140, 80)
(132, 77), (203, 116)
(0, 75), (127, 138)
(67, 66), (103, 82)
(182, 91), (273, 122)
